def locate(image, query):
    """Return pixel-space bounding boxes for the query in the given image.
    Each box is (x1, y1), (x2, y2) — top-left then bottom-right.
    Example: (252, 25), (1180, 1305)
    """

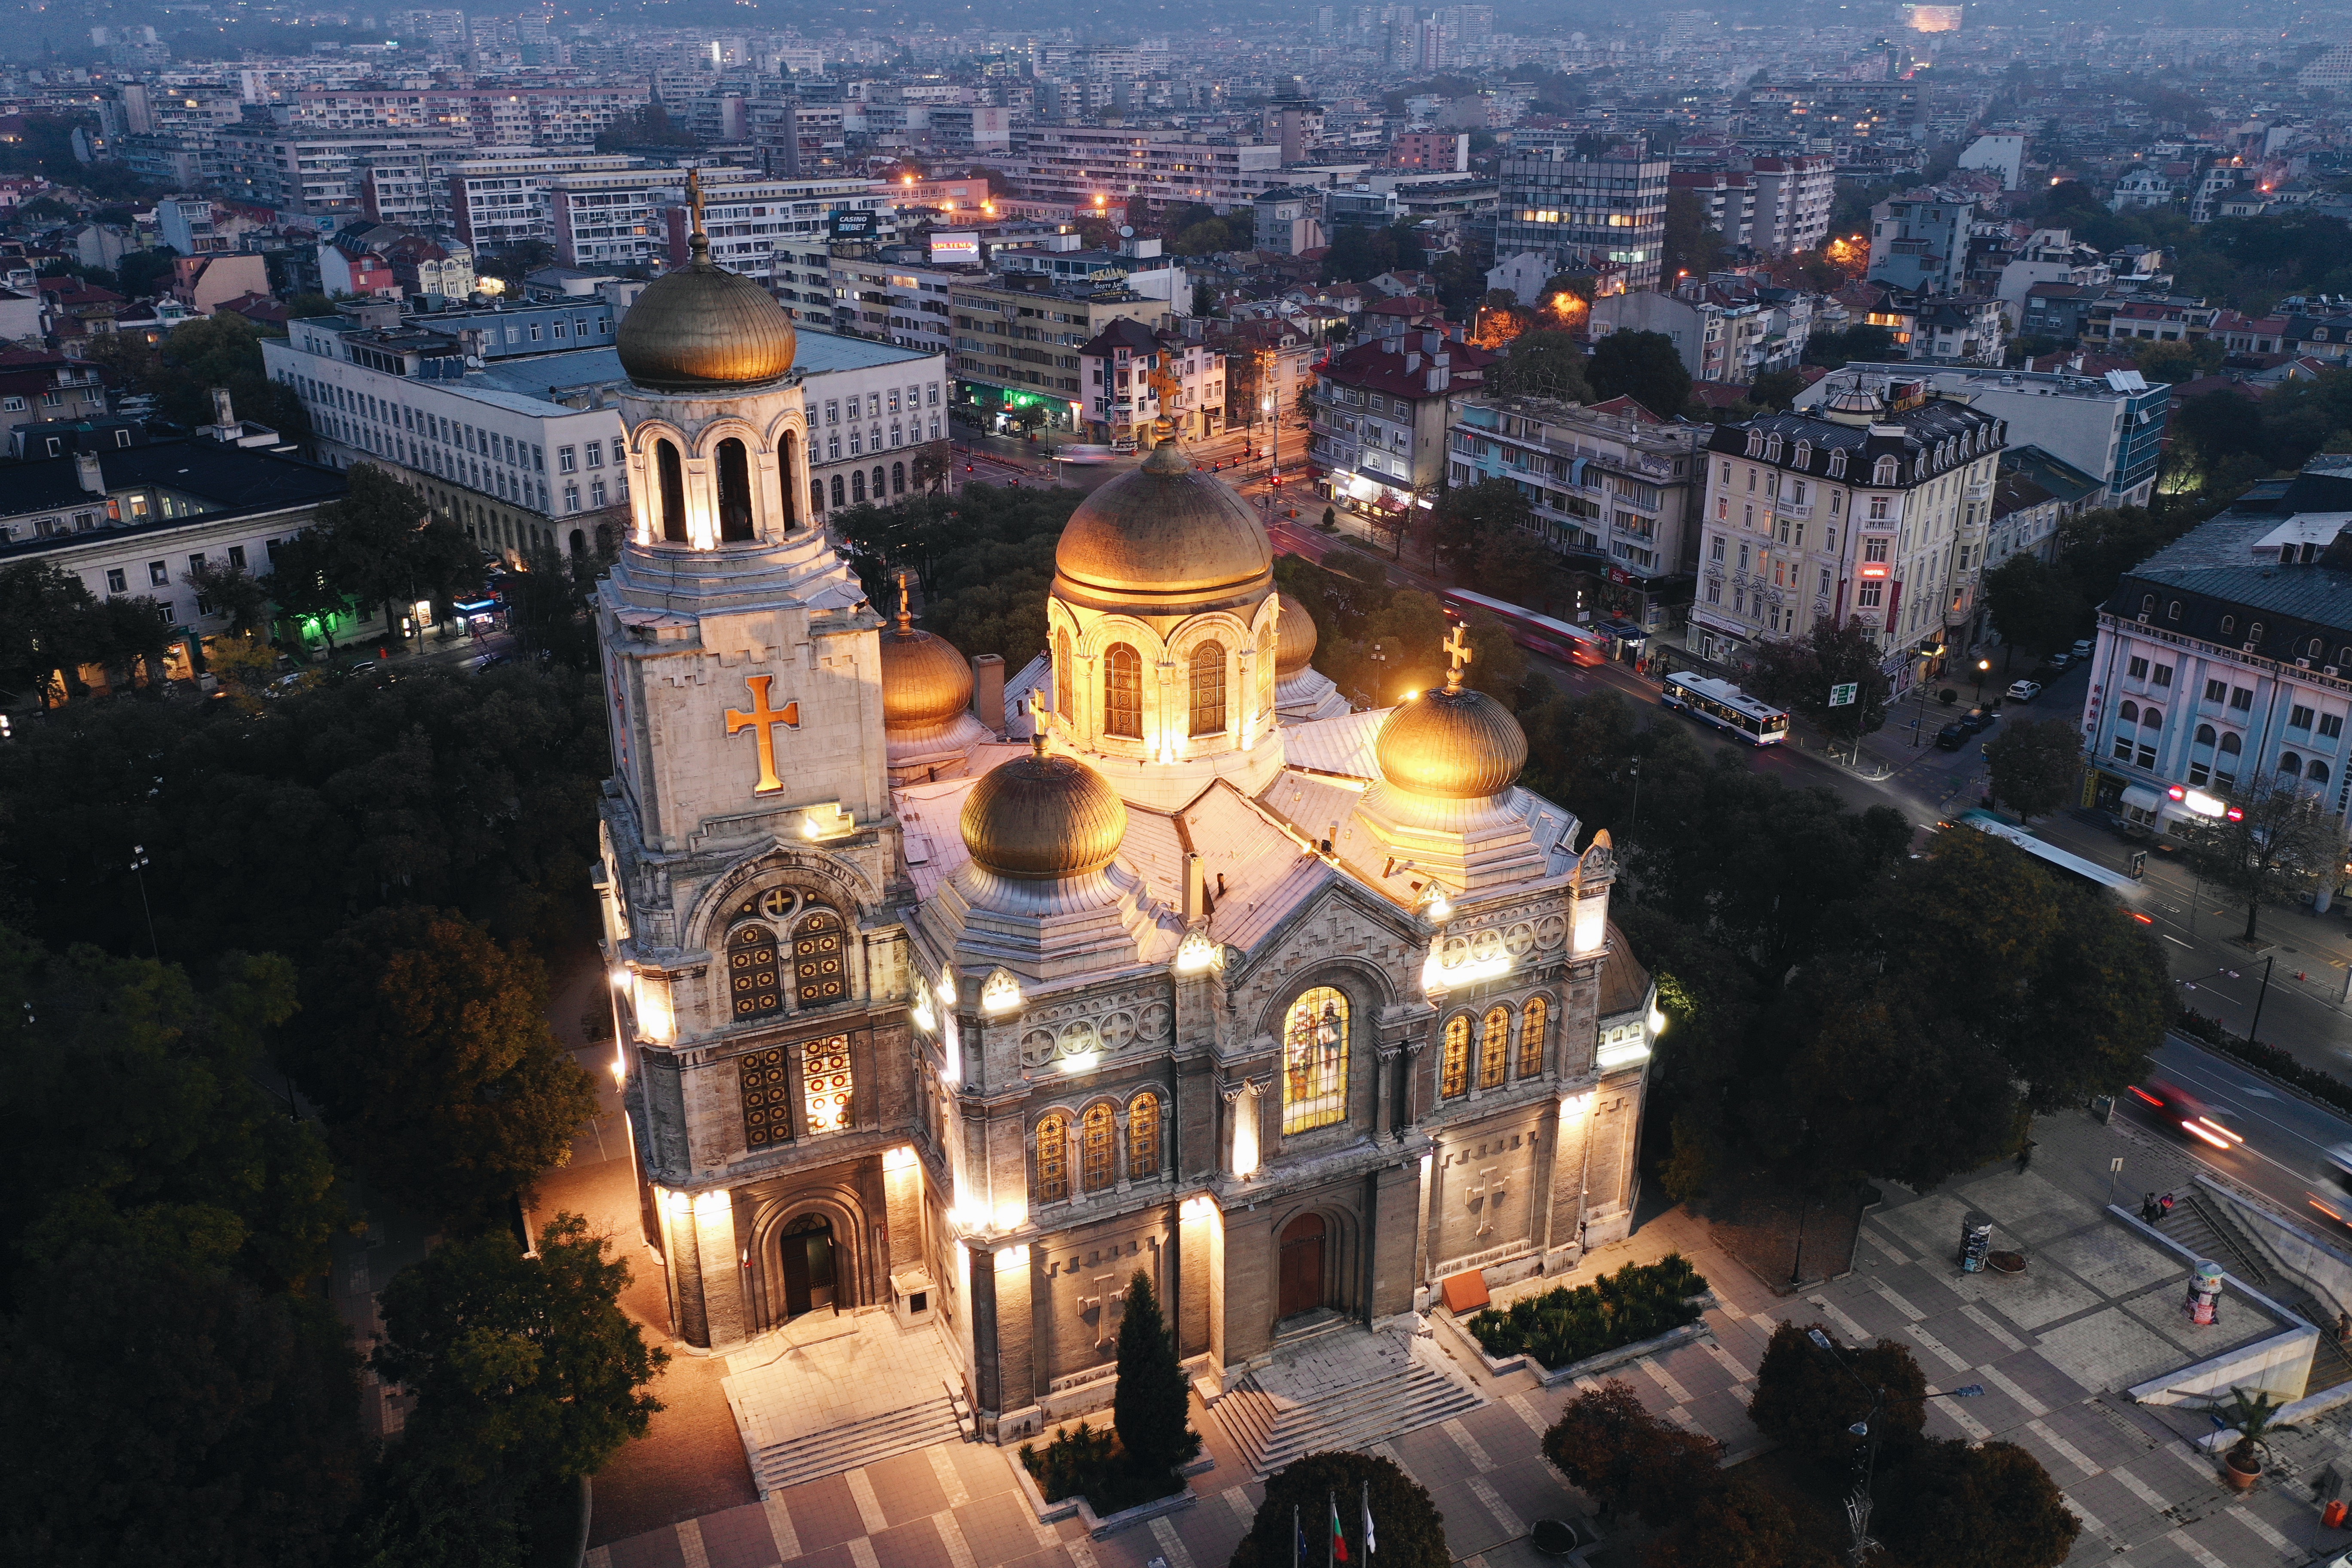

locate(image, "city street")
(2118, 1033), (2352, 1234)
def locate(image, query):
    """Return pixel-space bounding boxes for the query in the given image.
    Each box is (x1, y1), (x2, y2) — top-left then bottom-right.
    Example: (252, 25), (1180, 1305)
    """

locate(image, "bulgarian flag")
(1329, 1494), (1349, 1563)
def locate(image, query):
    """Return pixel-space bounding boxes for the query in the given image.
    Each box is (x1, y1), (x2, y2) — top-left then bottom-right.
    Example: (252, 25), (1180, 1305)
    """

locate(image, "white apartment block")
(448, 151), (644, 248)
(288, 84), (653, 149)
(214, 126), (472, 223)
(1003, 126), (1284, 215)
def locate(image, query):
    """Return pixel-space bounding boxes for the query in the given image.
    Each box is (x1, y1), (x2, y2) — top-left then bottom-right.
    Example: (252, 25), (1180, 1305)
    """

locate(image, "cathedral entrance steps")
(744, 1387), (968, 1495)
(1216, 1326), (1486, 1478)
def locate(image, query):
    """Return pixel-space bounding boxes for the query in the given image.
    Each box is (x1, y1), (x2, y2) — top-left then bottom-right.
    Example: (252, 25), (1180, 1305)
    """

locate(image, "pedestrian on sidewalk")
(2337, 1310), (2350, 1345)
(2140, 1192), (2161, 1224)
(2159, 1191), (2176, 1219)
(2016, 1139), (2037, 1173)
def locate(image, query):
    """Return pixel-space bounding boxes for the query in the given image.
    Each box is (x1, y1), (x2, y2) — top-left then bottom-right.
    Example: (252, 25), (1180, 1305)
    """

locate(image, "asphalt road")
(2119, 1032), (2352, 1242)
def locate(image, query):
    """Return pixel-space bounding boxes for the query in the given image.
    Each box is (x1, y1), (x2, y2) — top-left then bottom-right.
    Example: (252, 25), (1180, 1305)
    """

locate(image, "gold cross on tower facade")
(1442, 624), (1473, 692)
(725, 673), (800, 793)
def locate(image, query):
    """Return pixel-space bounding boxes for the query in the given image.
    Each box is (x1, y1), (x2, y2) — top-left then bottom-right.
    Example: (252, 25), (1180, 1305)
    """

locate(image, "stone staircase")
(746, 1381), (971, 1496)
(2157, 1193), (2352, 1397)
(1215, 1326), (1484, 1478)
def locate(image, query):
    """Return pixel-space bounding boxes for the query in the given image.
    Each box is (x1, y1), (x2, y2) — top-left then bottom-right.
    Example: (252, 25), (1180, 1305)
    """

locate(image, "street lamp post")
(129, 843), (159, 960)
(1975, 657), (1991, 701)
(1806, 1329), (1984, 1568)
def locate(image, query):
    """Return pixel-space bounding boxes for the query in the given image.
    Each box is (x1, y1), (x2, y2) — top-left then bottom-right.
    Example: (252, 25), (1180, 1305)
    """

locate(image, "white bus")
(1660, 672), (1791, 745)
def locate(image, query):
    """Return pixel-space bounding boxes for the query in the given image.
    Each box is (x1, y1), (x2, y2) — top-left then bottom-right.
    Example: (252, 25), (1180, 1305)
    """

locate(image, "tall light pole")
(129, 843), (158, 959)
(1806, 1329), (1983, 1568)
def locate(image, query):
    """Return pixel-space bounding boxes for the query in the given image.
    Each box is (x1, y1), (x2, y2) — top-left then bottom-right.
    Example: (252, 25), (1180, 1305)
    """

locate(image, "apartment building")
(1073, 317), (1225, 445)
(1446, 392), (1708, 632)
(288, 84), (652, 149)
(1309, 332), (1463, 518)
(1689, 380), (2008, 692)
(659, 174), (892, 280)
(1494, 141), (1670, 291)
(1589, 288), (1807, 388)
(2084, 460), (2352, 835)
(825, 246), (972, 358)
(1003, 126), (1285, 216)
(1795, 361), (2168, 509)
(949, 276), (1174, 430)
(1866, 190), (1975, 296)
(214, 127), (473, 224)
(447, 151), (643, 248)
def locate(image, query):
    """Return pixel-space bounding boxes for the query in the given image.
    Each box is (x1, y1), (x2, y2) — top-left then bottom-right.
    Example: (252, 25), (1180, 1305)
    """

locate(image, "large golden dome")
(616, 231), (798, 392)
(1375, 685), (1528, 799)
(962, 747), (1129, 880)
(879, 591), (974, 732)
(1054, 440), (1273, 615)
(1274, 591), (1317, 677)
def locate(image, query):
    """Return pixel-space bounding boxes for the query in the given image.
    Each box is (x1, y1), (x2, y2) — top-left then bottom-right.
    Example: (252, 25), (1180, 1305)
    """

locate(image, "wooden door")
(781, 1215), (835, 1318)
(1277, 1213), (1326, 1319)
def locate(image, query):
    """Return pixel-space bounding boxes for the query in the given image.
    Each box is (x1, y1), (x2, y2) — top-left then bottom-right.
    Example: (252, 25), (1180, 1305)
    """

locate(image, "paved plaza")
(589, 1103), (2352, 1568)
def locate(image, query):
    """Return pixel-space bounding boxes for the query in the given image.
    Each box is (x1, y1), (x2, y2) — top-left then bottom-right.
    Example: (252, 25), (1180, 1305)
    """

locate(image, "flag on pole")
(1330, 1493), (1350, 1564)
(1362, 1478), (1376, 1556)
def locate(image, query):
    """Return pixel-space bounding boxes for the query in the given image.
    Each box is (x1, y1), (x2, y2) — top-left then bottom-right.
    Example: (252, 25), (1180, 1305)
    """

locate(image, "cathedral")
(592, 215), (1656, 1451)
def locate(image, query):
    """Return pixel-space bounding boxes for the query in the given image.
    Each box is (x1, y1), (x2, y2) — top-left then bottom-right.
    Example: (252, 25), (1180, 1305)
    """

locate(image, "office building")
(1494, 142), (1670, 291)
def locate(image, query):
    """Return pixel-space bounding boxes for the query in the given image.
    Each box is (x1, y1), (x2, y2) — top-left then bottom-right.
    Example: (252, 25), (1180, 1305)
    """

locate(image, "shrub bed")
(1466, 1253), (1707, 1369)
(1020, 1421), (1185, 1516)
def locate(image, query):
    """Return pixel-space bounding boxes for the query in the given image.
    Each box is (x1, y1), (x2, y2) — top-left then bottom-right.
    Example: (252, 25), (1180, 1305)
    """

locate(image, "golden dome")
(961, 746), (1129, 880)
(1053, 440), (1273, 615)
(1274, 591), (1317, 677)
(1375, 685), (1528, 799)
(879, 579), (974, 731)
(616, 231), (798, 392)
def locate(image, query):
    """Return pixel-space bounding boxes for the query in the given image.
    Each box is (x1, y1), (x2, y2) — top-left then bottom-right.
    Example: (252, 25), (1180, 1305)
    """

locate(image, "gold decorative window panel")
(1479, 1006), (1510, 1090)
(1281, 986), (1349, 1133)
(1104, 643), (1142, 738)
(1440, 1014), (1470, 1099)
(802, 1033), (854, 1133)
(1082, 1103), (1115, 1191)
(1035, 1113), (1069, 1201)
(794, 908), (847, 1006)
(739, 1046), (791, 1149)
(1055, 628), (1073, 717)
(1189, 640), (1226, 737)
(729, 924), (783, 1020)
(1127, 1093), (1160, 1180)
(1518, 996), (1549, 1079)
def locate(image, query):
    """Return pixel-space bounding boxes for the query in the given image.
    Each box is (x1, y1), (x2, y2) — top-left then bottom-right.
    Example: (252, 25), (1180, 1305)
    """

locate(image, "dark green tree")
(1747, 1321), (1927, 1470)
(1982, 718), (2082, 817)
(287, 906), (597, 1232)
(263, 529), (356, 649)
(1749, 367), (1807, 410)
(1746, 616), (1892, 744)
(1875, 1439), (2080, 1568)
(1111, 1267), (1199, 1476)
(1229, 1452), (1447, 1568)
(1660, 187), (1727, 284)
(1488, 328), (1591, 402)
(1542, 1379), (1721, 1524)
(2187, 768), (2352, 943)
(1428, 475), (1534, 576)
(318, 464), (435, 651)
(1980, 554), (2086, 658)
(1586, 331), (1692, 418)
(0, 558), (98, 704)
(184, 557), (275, 637)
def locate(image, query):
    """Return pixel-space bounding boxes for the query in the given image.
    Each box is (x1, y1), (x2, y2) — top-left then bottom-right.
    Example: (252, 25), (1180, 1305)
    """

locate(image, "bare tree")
(2188, 768), (2352, 943)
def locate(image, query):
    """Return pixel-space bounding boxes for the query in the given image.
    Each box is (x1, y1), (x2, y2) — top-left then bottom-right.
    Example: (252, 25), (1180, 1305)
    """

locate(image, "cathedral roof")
(879, 594), (975, 734)
(616, 228), (799, 392)
(959, 745), (1129, 880)
(1274, 591), (1317, 677)
(1052, 440), (1274, 616)
(1374, 683), (1528, 799)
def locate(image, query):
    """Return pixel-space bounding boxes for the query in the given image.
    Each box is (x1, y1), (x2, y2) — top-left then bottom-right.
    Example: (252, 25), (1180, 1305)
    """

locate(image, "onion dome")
(616, 224), (797, 392)
(1053, 440), (1273, 615)
(961, 742), (1129, 880)
(1274, 591), (1317, 677)
(879, 578), (974, 732)
(1375, 683), (1529, 800)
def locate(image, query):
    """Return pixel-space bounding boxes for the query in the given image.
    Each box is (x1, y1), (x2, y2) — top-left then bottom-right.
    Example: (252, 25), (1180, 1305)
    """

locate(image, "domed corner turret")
(1051, 438), (1274, 617)
(1274, 591), (1317, 679)
(959, 740), (1130, 880)
(879, 578), (975, 735)
(1371, 625), (1528, 800)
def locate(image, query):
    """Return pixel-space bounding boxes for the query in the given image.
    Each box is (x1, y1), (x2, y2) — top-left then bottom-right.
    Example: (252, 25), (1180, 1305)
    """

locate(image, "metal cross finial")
(1029, 688), (1050, 757)
(895, 570), (912, 632)
(688, 168), (704, 232)
(1442, 623), (1473, 692)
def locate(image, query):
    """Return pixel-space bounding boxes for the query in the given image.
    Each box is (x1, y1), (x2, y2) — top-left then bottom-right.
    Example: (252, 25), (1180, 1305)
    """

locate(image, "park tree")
(1112, 1268), (1200, 1477)
(317, 464), (435, 651)
(0, 558), (98, 704)
(288, 907), (597, 1232)
(1660, 187), (1727, 285)
(1982, 717), (2083, 817)
(1488, 328), (1590, 402)
(1980, 554), (2086, 660)
(261, 529), (355, 648)
(1586, 331), (1691, 419)
(184, 557), (274, 637)
(1542, 1380), (1721, 1524)
(1749, 367), (1807, 410)
(2188, 768), (2352, 943)
(1875, 1439), (2080, 1568)
(1429, 475), (1534, 577)
(1644, 1480), (1839, 1568)
(1747, 1322), (1928, 1470)
(1229, 1452), (1447, 1568)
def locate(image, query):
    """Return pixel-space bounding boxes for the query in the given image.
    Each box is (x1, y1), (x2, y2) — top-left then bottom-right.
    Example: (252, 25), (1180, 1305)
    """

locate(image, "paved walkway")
(585, 1100), (2352, 1567)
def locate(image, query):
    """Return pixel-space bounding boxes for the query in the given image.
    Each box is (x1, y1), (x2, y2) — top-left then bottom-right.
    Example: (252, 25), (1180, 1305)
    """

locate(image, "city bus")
(1659, 672), (1792, 746)
(1439, 588), (1606, 667)
(1945, 810), (2145, 903)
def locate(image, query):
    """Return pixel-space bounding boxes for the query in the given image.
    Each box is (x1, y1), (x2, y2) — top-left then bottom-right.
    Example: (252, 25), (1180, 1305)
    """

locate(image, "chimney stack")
(210, 386), (235, 430)
(971, 654), (1005, 733)
(74, 450), (104, 496)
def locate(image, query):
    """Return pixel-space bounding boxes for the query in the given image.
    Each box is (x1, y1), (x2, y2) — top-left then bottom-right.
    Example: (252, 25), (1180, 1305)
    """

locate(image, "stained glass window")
(1104, 643), (1142, 738)
(802, 1033), (853, 1133)
(1281, 986), (1349, 1133)
(728, 924), (782, 1020)
(1189, 640), (1226, 736)
(1082, 1103), (1115, 1191)
(1518, 996), (1549, 1080)
(1035, 1112), (1069, 1201)
(1127, 1093), (1160, 1180)
(1479, 1006), (1510, 1090)
(1440, 1014), (1470, 1099)
(794, 907), (847, 1006)
(739, 1046), (791, 1148)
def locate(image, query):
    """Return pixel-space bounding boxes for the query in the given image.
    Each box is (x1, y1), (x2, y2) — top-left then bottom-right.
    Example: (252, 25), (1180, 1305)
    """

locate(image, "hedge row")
(2174, 1008), (2352, 1116)
(1465, 1253), (1707, 1370)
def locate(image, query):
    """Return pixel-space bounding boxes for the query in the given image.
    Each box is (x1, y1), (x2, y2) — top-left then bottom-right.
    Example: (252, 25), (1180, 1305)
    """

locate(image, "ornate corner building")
(592, 216), (1656, 1450)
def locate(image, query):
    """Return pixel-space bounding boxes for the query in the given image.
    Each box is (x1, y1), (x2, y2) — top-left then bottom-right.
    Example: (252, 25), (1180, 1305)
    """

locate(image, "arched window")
(2118, 701), (2138, 724)
(716, 437), (754, 542)
(1081, 1103), (1115, 1191)
(2312, 638), (2327, 660)
(793, 907), (847, 1006)
(891, 461), (906, 495)
(1055, 628), (1073, 717)
(1103, 643), (1143, 738)
(2250, 622), (2266, 644)
(1189, 640), (1227, 737)
(2168, 600), (2184, 620)
(872, 465), (886, 501)
(1440, 1014), (1470, 1099)
(830, 475), (845, 508)
(569, 528), (587, 556)
(2221, 615), (2236, 637)
(657, 439), (687, 542)
(2280, 751), (2303, 775)
(2195, 724), (2216, 747)
(1517, 996), (1549, 1079)
(2312, 760), (2332, 785)
(1479, 1006), (1510, 1090)
(1035, 1113), (1069, 1201)
(1873, 456), (1898, 484)
(1127, 1093), (1160, 1180)
(728, 924), (782, 1020)
(2140, 594), (2156, 615)
(802, 1032), (853, 1133)
(1281, 986), (1349, 1133)
(810, 478), (824, 517)
(2141, 707), (2162, 731)
(779, 433), (799, 530)
(2220, 732), (2243, 754)
(851, 469), (867, 504)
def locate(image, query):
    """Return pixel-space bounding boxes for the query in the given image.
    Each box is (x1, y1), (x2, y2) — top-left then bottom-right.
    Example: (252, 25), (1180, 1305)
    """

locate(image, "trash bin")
(1960, 1219), (1993, 1273)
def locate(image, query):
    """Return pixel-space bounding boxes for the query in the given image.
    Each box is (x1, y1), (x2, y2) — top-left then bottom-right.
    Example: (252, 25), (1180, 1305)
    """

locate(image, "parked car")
(2006, 680), (2043, 702)
(1961, 708), (1998, 734)
(466, 652), (511, 673)
(2071, 638), (2093, 660)
(2045, 652), (2073, 672)
(1936, 722), (1969, 750)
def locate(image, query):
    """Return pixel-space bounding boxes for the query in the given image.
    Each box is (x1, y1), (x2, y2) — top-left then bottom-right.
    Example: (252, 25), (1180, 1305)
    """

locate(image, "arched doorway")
(780, 1213), (838, 1318)
(1277, 1213), (1326, 1320)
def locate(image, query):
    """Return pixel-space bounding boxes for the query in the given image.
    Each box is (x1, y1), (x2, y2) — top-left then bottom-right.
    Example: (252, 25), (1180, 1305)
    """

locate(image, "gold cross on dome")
(687, 168), (705, 233)
(725, 673), (799, 794)
(1442, 624), (1473, 692)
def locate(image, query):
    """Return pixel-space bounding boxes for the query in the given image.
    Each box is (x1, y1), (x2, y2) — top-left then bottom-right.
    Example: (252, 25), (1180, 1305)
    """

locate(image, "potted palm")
(2199, 1386), (2285, 1491)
